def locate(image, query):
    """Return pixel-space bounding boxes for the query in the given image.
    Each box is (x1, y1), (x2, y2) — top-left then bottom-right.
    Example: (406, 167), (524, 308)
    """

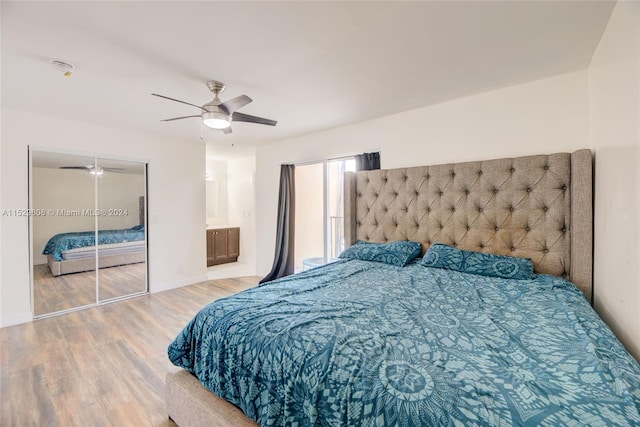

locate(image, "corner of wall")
(587, 0), (640, 361)
(150, 274), (209, 294)
(0, 312), (33, 328)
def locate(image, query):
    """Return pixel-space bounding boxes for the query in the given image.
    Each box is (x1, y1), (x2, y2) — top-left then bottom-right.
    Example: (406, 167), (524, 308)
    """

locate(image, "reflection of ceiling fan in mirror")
(60, 165), (125, 175)
(152, 80), (277, 134)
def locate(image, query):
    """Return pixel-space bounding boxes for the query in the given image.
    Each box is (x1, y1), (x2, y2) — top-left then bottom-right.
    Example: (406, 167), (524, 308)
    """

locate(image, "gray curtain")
(260, 164), (295, 283)
(355, 152), (381, 171)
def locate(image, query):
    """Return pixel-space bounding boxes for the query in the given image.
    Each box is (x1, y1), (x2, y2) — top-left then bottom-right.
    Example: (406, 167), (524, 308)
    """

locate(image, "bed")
(43, 225), (146, 276)
(166, 150), (640, 426)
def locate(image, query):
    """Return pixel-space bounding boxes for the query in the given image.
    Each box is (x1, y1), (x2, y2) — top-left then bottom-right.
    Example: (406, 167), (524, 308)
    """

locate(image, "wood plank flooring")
(1, 276), (260, 427)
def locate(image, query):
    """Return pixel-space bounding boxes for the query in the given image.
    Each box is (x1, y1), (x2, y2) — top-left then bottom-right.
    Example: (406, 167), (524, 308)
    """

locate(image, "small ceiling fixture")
(202, 114), (230, 130)
(49, 59), (75, 77)
(152, 80), (277, 134)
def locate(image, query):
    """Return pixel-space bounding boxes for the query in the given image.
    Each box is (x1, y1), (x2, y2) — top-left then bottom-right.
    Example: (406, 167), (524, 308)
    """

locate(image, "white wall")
(256, 70), (590, 275)
(1, 109), (207, 327)
(589, 1), (640, 360)
(227, 157), (257, 269)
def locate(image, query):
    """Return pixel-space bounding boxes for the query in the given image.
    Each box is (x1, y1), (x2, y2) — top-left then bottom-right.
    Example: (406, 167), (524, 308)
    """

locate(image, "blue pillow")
(421, 243), (534, 280)
(339, 240), (422, 266)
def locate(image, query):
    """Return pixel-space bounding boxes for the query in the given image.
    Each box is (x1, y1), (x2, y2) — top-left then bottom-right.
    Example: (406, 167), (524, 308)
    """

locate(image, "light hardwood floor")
(1, 276), (260, 427)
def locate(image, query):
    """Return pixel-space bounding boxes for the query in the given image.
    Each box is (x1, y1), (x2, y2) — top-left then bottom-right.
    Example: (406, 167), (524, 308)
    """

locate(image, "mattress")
(168, 258), (640, 425)
(43, 225), (145, 261)
(61, 241), (145, 260)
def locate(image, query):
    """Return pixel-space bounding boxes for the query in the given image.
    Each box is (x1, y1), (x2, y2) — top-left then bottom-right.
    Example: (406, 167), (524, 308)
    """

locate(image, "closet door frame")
(29, 146), (149, 319)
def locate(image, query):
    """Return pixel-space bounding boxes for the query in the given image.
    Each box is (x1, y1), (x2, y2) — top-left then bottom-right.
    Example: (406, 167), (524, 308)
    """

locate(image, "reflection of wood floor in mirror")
(33, 263), (147, 316)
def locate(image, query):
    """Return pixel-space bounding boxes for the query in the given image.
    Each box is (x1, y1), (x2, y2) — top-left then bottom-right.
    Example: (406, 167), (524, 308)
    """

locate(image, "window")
(294, 157), (356, 271)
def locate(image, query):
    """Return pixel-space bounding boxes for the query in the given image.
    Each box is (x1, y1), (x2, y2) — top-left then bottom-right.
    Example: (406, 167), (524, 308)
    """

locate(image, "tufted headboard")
(344, 150), (593, 302)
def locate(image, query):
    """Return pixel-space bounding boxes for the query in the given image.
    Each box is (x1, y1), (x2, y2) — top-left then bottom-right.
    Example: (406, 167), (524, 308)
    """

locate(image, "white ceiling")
(2, 1), (614, 159)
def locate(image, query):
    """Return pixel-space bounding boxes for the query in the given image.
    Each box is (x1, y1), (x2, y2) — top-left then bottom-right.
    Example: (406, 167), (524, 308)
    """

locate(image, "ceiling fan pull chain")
(200, 120), (203, 141)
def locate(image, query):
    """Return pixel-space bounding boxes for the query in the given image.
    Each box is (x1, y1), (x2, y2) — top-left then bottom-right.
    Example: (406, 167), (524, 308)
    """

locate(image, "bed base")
(166, 370), (257, 427)
(47, 251), (146, 276)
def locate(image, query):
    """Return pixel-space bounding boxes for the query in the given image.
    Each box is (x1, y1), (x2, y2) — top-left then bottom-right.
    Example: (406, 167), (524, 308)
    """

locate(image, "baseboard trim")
(0, 312), (33, 328)
(150, 274), (209, 293)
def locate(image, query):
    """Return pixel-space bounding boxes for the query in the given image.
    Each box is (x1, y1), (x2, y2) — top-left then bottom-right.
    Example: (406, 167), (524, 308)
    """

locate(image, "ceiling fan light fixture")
(202, 111), (231, 129)
(153, 81), (276, 133)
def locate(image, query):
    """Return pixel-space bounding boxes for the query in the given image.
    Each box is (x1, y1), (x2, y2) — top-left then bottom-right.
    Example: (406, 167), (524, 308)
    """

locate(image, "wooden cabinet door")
(227, 228), (240, 259)
(213, 229), (229, 262)
(206, 230), (215, 267)
(207, 227), (240, 266)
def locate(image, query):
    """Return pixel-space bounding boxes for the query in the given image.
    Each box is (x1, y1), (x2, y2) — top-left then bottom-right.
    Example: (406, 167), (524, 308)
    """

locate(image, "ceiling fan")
(152, 81), (277, 134)
(60, 165), (125, 175)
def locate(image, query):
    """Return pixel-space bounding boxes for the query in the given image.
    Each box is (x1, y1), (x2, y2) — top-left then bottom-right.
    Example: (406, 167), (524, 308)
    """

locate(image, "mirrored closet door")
(30, 149), (148, 318)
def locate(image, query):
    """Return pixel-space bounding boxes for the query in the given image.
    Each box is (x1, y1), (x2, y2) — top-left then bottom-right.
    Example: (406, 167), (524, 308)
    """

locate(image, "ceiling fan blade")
(219, 95), (252, 114)
(103, 167), (125, 172)
(151, 93), (206, 111)
(161, 115), (201, 122)
(232, 112), (277, 126)
(60, 166), (90, 170)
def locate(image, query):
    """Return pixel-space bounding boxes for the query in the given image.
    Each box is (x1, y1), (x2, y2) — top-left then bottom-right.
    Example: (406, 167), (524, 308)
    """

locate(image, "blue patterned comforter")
(168, 259), (640, 426)
(43, 225), (145, 261)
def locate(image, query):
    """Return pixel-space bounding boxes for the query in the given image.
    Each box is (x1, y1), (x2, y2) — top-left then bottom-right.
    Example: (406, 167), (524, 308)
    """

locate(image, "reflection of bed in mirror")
(44, 225), (146, 276)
